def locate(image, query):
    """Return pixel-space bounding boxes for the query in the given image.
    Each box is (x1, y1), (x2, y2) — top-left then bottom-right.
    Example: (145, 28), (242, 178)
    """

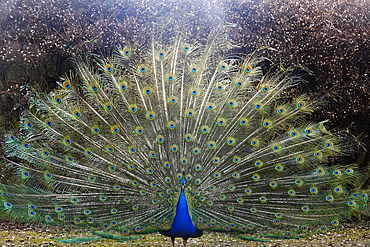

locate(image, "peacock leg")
(183, 238), (187, 247)
(171, 238), (175, 247)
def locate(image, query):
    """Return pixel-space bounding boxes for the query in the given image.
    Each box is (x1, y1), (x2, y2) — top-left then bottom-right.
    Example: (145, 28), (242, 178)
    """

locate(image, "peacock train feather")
(0, 23), (368, 246)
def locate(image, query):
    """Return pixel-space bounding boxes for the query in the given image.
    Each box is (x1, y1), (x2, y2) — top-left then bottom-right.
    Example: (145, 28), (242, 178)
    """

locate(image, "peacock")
(0, 23), (368, 246)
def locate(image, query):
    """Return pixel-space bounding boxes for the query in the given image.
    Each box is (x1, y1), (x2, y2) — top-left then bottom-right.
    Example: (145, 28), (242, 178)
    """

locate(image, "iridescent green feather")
(0, 22), (368, 242)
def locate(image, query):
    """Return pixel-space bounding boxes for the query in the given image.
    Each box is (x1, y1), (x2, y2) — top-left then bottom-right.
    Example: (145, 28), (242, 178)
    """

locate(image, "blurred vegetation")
(0, 0), (369, 209)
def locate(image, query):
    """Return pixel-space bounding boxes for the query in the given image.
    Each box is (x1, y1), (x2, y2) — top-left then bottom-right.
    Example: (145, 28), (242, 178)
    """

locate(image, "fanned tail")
(1, 22), (368, 241)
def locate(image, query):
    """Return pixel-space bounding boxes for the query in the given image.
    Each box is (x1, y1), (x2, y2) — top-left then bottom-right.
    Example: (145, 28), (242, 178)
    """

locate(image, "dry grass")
(0, 220), (369, 246)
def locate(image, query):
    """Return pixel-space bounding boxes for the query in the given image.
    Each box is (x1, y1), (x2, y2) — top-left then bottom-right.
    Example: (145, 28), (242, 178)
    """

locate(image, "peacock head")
(181, 171), (186, 190)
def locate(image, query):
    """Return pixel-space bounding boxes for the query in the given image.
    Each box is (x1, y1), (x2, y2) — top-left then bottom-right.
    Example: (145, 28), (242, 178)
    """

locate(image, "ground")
(0, 220), (369, 246)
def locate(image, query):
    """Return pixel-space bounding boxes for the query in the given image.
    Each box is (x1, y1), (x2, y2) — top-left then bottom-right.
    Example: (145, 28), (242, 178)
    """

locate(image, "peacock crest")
(0, 22), (368, 245)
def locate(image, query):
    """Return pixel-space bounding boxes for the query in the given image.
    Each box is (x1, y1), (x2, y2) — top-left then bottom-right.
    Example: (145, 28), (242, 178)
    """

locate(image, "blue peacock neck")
(159, 179), (203, 241)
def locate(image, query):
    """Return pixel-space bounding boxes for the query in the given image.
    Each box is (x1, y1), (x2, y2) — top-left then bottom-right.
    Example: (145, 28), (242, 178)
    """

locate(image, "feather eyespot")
(277, 107), (286, 115)
(122, 47), (130, 56)
(168, 121), (176, 130)
(63, 137), (71, 145)
(244, 66), (252, 73)
(305, 128), (313, 135)
(262, 85), (270, 92)
(139, 64), (147, 73)
(54, 95), (62, 104)
(185, 133), (193, 142)
(272, 144), (281, 152)
(164, 161), (171, 169)
(220, 62), (228, 70)
(28, 210), (36, 217)
(326, 195), (334, 202)
(297, 101), (305, 109)
(227, 100), (235, 107)
(191, 65), (197, 73)
(254, 103), (262, 110)
(169, 96), (177, 104)
(184, 44), (190, 52)
(275, 164), (284, 171)
(63, 80), (71, 90)
(270, 181), (277, 188)
(201, 125), (209, 134)
(144, 87), (152, 95)
(8, 134), (15, 142)
(240, 118), (248, 126)
(227, 137), (235, 145)
(45, 215), (53, 222)
(302, 206), (309, 212)
(263, 120), (271, 128)
(106, 64), (113, 73)
(120, 82), (127, 91)
(106, 146), (114, 153)
(146, 111), (155, 120)
(252, 174), (260, 181)
(91, 126), (100, 134)
(171, 144), (178, 153)
(301, 225), (308, 231)
(325, 141), (333, 148)
(22, 142), (29, 149)
(288, 190), (296, 196)
(158, 49), (165, 58)
(105, 103), (113, 111)
(212, 157), (220, 164)
(135, 126), (143, 135)
(290, 130), (298, 137)
(156, 135), (164, 144)
(236, 80), (243, 87)
(190, 88), (197, 96)
(218, 118), (225, 126)
(91, 84), (98, 92)
(44, 171), (52, 179)
(206, 103), (214, 111)
(195, 164), (202, 171)
(129, 104), (138, 113)
(186, 109), (194, 118)
(207, 141), (215, 149)
(254, 160), (263, 167)
(181, 157), (188, 165)
(316, 168), (324, 174)
(192, 147), (200, 155)
(233, 156), (240, 163)
(42, 150), (50, 157)
(251, 139), (259, 146)
(66, 155), (74, 162)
